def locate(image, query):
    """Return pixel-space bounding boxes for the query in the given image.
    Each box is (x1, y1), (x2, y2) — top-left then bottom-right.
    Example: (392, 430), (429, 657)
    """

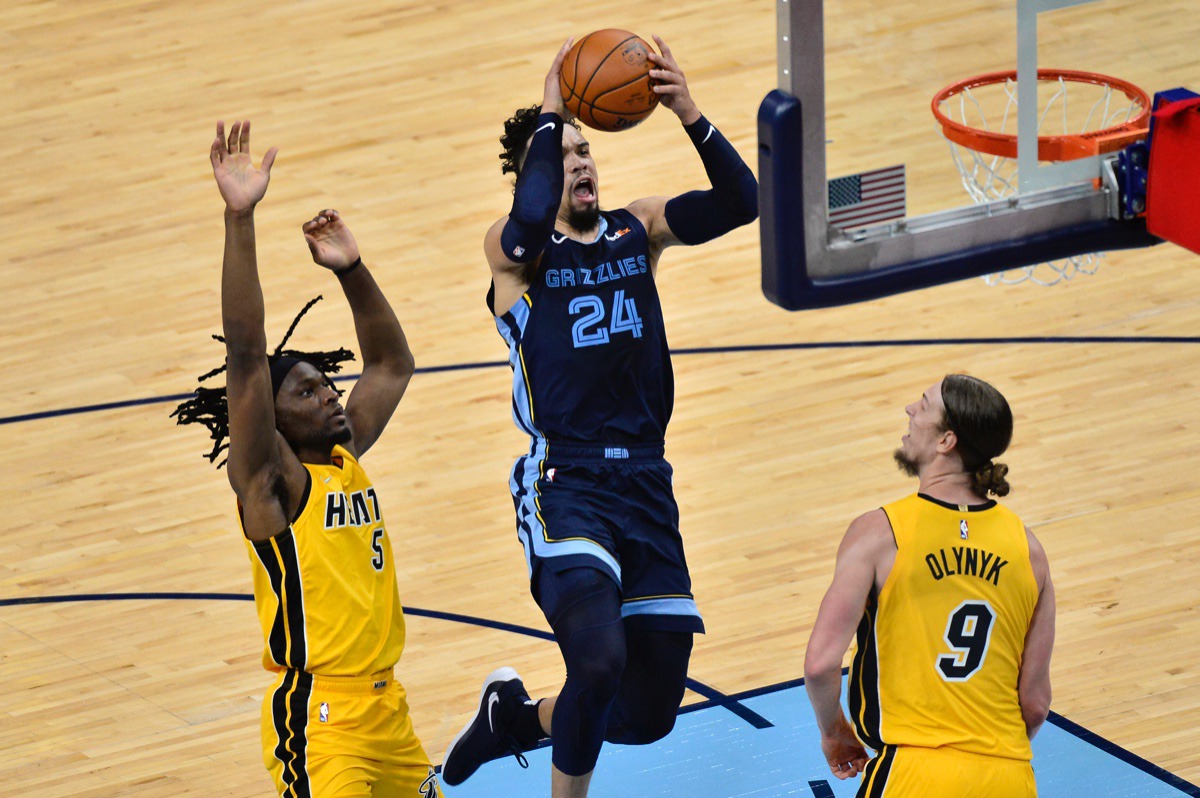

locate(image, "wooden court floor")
(2, 1), (1198, 794)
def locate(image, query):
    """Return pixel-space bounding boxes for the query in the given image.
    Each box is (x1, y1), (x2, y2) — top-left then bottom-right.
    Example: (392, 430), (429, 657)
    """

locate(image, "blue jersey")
(492, 209), (673, 445)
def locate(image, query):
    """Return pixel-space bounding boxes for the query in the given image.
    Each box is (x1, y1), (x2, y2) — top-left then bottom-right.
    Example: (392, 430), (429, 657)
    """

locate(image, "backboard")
(758, 0), (1167, 310)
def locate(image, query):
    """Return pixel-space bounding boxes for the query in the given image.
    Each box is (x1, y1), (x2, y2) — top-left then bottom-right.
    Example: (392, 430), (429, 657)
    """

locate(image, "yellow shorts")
(856, 744), (1036, 798)
(260, 669), (443, 798)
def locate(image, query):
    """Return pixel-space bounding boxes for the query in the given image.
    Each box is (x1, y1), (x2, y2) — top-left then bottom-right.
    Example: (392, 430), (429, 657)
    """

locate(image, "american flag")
(827, 164), (907, 230)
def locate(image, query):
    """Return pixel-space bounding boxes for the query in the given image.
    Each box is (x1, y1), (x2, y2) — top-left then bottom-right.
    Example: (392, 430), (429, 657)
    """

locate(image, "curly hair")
(171, 296), (356, 468)
(499, 104), (580, 184)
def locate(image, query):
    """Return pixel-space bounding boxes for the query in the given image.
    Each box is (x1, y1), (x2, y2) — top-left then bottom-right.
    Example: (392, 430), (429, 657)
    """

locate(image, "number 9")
(936, 600), (995, 681)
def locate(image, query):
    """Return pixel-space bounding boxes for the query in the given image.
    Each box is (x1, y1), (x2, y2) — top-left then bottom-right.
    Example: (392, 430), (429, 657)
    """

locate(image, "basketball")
(560, 30), (660, 132)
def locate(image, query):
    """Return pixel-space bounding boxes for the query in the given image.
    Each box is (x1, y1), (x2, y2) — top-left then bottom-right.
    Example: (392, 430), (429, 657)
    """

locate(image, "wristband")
(334, 257), (363, 277)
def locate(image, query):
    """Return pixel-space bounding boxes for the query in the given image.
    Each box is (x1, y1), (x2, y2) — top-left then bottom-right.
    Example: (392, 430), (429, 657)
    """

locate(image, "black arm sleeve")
(663, 115), (759, 246)
(500, 113), (565, 262)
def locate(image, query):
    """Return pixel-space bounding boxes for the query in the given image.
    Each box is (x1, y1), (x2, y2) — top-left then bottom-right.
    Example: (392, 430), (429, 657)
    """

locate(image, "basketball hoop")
(932, 68), (1151, 285)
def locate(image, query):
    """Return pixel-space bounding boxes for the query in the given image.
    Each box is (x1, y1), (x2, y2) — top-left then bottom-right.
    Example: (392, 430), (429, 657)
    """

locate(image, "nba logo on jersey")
(547, 468), (557, 482)
(960, 519), (969, 539)
(319, 702), (330, 723)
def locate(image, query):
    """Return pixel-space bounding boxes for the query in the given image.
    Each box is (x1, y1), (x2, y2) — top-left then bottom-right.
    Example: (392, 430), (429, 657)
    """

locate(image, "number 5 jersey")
(242, 445), (406, 677)
(850, 493), (1039, 760)
(491, 209), (673, 446)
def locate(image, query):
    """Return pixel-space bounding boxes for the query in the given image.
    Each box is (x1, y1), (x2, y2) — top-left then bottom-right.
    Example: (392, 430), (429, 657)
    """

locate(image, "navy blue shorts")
(509, 439), (704, 634)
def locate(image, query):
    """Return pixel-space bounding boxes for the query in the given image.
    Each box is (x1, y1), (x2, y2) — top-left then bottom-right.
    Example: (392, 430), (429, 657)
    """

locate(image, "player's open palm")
(210, 120), (277, 214)
(302, 209), (360, 271)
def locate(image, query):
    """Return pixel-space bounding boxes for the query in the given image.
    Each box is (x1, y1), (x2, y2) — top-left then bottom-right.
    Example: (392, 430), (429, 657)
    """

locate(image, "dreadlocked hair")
(170, 296), (357, 469)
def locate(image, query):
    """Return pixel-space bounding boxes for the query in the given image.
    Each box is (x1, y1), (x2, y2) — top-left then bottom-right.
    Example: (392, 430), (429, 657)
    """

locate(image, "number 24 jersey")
(492, 208), (673, 445)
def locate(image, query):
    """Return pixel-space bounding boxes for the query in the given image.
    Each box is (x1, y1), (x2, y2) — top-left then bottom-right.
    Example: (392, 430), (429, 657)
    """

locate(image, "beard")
(330, 426), (353, 446)
(566, 203), (601, 232)
(893, 447), (920, 477)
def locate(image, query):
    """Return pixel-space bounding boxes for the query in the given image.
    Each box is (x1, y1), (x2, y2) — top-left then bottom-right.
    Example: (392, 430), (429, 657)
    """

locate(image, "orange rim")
(931, 68), (1151, 160)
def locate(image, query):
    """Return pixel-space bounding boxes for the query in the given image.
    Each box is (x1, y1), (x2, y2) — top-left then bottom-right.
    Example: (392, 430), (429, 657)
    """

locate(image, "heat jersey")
(492, 209), (673, 445)
(242, 445), (405, 677)
(850, 493), (1039, 760)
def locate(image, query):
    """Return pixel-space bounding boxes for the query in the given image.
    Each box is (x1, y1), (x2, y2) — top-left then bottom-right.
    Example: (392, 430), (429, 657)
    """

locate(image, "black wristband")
(334, 257), (363, 277)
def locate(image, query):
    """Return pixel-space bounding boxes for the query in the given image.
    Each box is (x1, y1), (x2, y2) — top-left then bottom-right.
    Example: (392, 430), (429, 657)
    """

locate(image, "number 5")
(370, 528), (385, 571)
(936, 600), (995, 681)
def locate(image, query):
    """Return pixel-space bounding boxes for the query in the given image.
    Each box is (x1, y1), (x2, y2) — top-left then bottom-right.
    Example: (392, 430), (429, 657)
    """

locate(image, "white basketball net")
(937, 75), (1143, 285)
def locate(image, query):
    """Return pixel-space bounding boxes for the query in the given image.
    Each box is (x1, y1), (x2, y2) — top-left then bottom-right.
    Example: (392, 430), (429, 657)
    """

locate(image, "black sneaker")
(441, 667), (534, 786)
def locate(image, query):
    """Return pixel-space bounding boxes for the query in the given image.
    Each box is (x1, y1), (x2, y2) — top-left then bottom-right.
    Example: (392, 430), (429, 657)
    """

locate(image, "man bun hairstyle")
(171, 296), (355, 468)
(940, 374), (1014, 497)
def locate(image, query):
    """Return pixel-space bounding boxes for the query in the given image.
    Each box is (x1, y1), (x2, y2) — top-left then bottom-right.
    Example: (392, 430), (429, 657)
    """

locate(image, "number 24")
(569, 291), (643, 348)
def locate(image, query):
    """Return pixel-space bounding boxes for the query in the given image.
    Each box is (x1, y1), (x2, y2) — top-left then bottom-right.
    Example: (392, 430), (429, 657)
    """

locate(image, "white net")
(936, 74), (1144, 285)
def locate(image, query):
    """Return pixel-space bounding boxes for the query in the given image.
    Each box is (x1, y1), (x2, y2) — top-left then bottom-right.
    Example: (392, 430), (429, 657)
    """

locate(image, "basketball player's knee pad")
(605, 630), (693, 745)
(539, 567), (628, 776)
(550, 621), (625, 776)
(551, 665), (621, 777)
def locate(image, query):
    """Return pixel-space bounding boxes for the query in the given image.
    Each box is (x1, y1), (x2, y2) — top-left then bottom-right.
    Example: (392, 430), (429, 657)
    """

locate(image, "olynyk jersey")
(850, 493), (1039, 760)
(493, 209), (673, 445)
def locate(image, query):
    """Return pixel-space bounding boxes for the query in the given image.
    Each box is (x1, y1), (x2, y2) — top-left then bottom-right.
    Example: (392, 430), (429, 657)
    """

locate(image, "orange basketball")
(560, 30), (660, 132)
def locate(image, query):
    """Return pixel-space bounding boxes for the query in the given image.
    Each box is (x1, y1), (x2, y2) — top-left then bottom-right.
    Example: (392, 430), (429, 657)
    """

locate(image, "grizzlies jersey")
(242, 445), (405, 677)
(493, 209), (673, 444)
(850, 493), (1038, 760)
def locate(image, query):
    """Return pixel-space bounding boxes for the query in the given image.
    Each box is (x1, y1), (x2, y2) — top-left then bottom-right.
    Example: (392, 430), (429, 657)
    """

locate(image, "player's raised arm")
(484, 39), (574, 279)
(210, 121), (296, 536)
(302, 209), (414, 457)
(627, 36), (758, 261)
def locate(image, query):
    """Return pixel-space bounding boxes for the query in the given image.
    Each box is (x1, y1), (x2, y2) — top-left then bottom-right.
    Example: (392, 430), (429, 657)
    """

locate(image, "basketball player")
(441, 38), (758, 797)
(193, 120), (441, 797)
(804, 375), (1056, 798)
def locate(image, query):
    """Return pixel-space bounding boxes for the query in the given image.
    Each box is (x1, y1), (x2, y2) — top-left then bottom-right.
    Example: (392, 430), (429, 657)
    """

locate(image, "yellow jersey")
(242, 445), (406, 677)
(849, 493), (1038, 760)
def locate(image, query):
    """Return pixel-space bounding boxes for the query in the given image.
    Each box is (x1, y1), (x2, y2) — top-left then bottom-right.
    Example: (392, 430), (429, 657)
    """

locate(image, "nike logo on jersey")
(535, 122), (555, 134)
(551, 234), (567, 244)
(487, 692), (501, 733)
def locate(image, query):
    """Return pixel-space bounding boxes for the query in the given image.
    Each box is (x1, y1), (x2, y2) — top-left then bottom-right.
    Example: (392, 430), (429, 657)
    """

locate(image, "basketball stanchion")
(932, 68), (1151, 285)
(1145, 92), (1200, 256)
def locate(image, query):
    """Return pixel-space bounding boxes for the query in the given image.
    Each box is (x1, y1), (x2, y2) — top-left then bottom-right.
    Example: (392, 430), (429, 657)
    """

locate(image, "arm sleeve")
(663, 115), (759, 246)
(500, 113), (565, 262)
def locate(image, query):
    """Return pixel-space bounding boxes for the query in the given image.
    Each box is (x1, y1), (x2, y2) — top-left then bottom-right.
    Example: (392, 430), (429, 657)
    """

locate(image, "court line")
(681, 675), (1199, 795)
(4, 336), (1199, 426)
(0, 590), (772, 730)
(3, 592), (1196, 791)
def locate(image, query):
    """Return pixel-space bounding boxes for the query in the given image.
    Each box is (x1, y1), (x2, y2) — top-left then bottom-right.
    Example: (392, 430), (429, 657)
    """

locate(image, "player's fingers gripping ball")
(560, 29), (660, 132)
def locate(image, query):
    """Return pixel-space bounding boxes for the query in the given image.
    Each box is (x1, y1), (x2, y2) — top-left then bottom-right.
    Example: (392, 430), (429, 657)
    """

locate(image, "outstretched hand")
(648, 36), (701, 126)
(543, 38), (574, 118)
(302, 209), (361, 271)
(210, 120), (277, 214)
